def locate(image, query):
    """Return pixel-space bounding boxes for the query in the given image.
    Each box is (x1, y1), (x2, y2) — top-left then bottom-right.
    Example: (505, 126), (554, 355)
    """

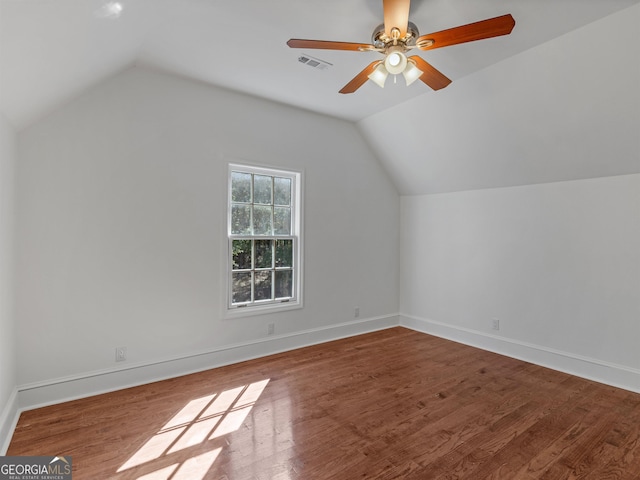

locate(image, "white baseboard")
(16, 315), (400, 413)
(9, 312), (635, 451)
(400, 314), (640, 394)
(0, 387), (19, 455)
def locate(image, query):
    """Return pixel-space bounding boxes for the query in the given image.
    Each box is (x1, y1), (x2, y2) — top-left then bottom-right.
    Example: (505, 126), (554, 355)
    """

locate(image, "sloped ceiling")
(1, 0), (639, 194)
(359, 4), (640, 194)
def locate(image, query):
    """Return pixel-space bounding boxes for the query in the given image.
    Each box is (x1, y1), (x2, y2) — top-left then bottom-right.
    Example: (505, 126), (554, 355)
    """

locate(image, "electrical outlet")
(267, 323), (275, 335)
(492, 318), (500, 331)
(115, 347), (127, 362)
(354, 306), (360, 318)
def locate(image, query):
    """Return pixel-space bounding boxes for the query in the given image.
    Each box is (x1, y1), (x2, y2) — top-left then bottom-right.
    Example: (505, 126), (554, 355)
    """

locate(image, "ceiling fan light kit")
(402, 60), (423, 86)
(384, 48), (407, 75)
(367, 63), (388, 88)
(366, 55), (423, 89)
(287, 0), (515, 94)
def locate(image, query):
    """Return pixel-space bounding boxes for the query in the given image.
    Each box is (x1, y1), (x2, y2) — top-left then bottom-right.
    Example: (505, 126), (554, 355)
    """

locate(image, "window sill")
(224, 300), (303, 319)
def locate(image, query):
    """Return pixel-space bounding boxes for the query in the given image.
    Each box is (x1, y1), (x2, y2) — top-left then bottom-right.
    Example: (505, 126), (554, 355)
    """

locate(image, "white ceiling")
(2, 0), (639, 131)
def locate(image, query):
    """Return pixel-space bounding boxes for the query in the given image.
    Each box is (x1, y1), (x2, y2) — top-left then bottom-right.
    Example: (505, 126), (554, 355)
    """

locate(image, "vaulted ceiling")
(1, 0), (637, 129)
(1, 0), (639, 194)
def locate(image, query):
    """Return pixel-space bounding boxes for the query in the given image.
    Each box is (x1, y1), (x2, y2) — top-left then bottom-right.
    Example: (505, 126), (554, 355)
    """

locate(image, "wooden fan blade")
(339, 61), (382, 94)
(383, 0), (411, 38)
(409, 56), (452, 91)
(416, 14), (515, 50)
(287, 39), (374, 51)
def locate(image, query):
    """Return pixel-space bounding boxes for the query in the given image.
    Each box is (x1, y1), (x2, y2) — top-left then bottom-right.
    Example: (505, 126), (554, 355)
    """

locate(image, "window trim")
(224, 162), (303, 317)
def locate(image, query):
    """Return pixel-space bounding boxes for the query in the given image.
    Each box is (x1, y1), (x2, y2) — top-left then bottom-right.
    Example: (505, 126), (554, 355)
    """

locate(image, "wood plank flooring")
(8, 327), (640, 479)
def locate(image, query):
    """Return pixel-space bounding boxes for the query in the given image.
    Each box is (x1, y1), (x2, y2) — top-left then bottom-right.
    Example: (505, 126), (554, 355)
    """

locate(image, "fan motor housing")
(371, 21), (420, 49)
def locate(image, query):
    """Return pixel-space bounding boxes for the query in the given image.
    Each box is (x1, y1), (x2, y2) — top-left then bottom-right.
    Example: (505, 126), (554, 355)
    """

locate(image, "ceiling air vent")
(298, 54), (332, 70)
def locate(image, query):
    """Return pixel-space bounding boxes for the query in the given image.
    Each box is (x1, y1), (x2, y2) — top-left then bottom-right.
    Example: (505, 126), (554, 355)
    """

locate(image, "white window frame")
(225, 163), (303, 317)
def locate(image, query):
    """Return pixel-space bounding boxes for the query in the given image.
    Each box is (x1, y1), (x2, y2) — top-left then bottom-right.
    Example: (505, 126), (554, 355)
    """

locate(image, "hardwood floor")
(8, 327), (640, 479)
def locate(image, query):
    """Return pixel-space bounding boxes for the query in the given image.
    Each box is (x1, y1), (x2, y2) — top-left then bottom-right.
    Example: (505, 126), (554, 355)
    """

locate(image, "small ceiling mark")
(94, 1), (124, 19)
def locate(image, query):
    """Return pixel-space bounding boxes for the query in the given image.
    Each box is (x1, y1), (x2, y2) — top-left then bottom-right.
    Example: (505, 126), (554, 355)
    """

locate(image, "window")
(227, 164), (302, 313)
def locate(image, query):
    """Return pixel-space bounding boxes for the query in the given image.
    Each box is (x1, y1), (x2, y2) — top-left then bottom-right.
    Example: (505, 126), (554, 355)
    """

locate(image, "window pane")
(253, 175), (272, 205)
(232, 239), (252, 270)
(253, 205), (272, 235)
(254, 271), (272, 301)
(274, 207), (291, 235)
(228, 166), (299, 311)
(255, 240), (273, 269)
(275, 239), (293, 267)
(231, 205), (251, 234)
(232, 272), (252, 303)
(275, 270), (293, 299)
(274, 177), (291, 206)
(231, 172), (252, 203)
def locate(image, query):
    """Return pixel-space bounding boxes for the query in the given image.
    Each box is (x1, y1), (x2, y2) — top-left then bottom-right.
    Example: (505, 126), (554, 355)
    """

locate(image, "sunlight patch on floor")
(117, 379), (270, 479)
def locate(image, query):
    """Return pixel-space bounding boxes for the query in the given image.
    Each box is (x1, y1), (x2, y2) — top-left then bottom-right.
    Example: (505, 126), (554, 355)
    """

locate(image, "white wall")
(401, 174), (640, 391)
(0, 113), (17, 450)
(15, 67), (399, 401)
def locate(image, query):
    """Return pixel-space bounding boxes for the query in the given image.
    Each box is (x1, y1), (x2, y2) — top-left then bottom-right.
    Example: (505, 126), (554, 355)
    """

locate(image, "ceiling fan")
(287, 0), (515, 94)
